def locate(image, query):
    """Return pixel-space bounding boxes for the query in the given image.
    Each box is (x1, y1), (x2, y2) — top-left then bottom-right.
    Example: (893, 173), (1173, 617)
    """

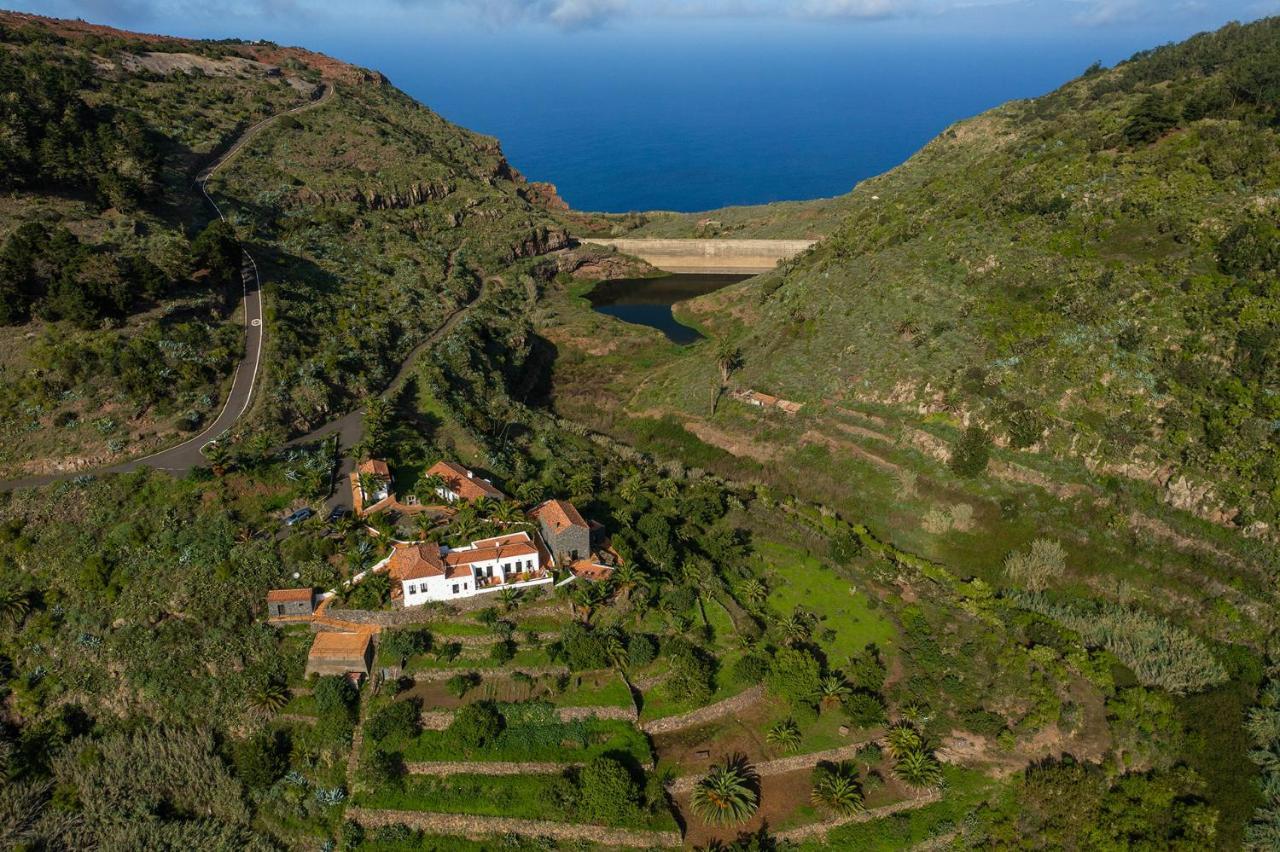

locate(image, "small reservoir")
(585, 274), (750, 344)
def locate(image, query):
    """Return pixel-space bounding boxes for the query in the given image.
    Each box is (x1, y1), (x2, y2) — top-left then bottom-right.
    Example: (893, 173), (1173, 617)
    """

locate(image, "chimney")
(467, 471), (474, 479)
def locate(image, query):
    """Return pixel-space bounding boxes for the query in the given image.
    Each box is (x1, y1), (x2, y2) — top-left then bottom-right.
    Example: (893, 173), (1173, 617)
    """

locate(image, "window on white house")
(408, 584), (416, 594)
(452, 583), (459, 594)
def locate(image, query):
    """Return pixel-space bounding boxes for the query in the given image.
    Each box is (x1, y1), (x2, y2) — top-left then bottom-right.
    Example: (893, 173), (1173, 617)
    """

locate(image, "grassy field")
(758, 539), (898, 663)
(401, 718), (652, 765)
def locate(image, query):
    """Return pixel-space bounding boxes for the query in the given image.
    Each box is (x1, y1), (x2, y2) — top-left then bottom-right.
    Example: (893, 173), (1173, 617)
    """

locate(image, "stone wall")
(345, 807), (683, 849)
(640, 685), (763, 735)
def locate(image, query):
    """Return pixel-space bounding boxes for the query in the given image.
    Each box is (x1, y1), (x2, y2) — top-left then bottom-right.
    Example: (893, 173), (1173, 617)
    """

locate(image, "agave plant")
(689, 755), (759, 827)
(811, 761), (865, 816)
(766, 718), (802, 754)
(893, 746), (944, 790)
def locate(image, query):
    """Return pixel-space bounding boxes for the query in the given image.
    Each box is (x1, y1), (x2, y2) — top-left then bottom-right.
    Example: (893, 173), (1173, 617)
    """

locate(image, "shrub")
(313, 676), (358, 722)
(949, 426), (992, 477)
(731, 653), (771, 686)
(842, 691), (887, 728)
(766, 647), (822, 709)
(560, 623), (609, 671)
(362, 747), (405, 788)
(664, 637), (716, 704)
(445, 672), (480, 698)
(490, 639), (517, 664)
(232, 730), (287, 790)
(451, 701), (505, 749)
(847, 645), (887, 693)
(1004, 539), (1067, 592)
(626, 634), (658, 668)
(365, 699), (421, 743)
(1010, 593), (1227, 695)
(381, 628), (432, 667)
(576, 756), (640, 823)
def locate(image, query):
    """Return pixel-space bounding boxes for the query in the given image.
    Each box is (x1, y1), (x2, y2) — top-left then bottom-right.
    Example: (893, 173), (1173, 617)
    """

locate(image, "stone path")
(344, 807), (682, 849)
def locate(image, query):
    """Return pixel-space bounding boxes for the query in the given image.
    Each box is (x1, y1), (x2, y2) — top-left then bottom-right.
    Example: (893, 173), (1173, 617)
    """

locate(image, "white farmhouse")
(387, 532), (551, 606)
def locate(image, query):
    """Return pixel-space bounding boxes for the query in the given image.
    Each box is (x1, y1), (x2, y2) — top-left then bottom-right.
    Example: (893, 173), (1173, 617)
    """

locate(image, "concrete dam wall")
(579, 237), (817, 274)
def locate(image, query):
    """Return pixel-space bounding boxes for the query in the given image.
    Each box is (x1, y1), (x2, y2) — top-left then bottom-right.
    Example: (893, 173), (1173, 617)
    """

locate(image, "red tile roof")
(531, 499), (588, 533)
(443, 532), (538, 567)
(388, 543), (446, 581)
(267, 587), (313, 603)
(358, 459), (391, 477)
(308, 631), (371, 660)
(426, 460), (505, 501)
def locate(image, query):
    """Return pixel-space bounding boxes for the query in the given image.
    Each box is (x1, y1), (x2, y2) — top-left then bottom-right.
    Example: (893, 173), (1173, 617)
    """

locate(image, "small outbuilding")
(266, 587), (315, 618)
(531, 498), (591, 565)
(305, 631), (374, 678)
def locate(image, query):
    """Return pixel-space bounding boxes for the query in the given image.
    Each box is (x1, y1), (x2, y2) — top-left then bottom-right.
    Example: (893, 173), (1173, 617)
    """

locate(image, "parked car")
(283, 507), (314, 526)
(326, 506), (350, 523)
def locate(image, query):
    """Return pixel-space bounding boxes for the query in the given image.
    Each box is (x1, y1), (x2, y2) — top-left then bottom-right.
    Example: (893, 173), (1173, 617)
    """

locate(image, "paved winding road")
(0, 84), (333, 491)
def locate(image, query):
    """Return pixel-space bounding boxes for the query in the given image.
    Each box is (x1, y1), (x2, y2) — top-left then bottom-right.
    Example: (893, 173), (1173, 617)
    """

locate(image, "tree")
(190, 220), (241, 302)
(380, 628), (432, 668)
(811, 761), (864, 816)
(451, 701), (504, 750)
(740, 578), (768, 610)
(1123, 93), (1179, 146)
(313, 676), (358, 723)
(690, 756), (759, 827)
(766, 718), (802, 754)
(949, 426), (991, 477)
(576, 756), (640, 823)
(846, 644), (887, 693)
(841, 692), (887, 728)
(362, 747), (405, 788)
(711, 341), (743, 414)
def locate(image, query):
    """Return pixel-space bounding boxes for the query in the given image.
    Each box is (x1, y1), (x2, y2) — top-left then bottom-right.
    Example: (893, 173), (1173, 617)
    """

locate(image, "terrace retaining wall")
(345, 807), (683, 849)
(640, 685), (764, 735)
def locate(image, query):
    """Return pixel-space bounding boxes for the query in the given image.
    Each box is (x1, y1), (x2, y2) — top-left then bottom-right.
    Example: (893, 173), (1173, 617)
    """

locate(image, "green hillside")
(0, 12), (564, 474)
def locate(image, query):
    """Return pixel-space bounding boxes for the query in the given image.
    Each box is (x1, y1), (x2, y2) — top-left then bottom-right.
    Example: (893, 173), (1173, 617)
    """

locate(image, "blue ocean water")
(328, 30), (1148, 213)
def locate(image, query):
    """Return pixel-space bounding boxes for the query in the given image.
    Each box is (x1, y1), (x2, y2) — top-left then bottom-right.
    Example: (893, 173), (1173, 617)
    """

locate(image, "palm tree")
(618, 476), (646, 506)
(893, 746), (944, 790)
(740, 578), (768, 610)
(604, 633), (628, 671)
(610, 562), (650, 604)
(690, 755), (759, 827)
(0, 589), (30, 628)
(884, 724), (924, 759)
(655, 477), (679, 502)
(776, 613), (812, 647)
(815, 674), (852, 710)
(449, 513), (482, 544)
(470, 496), (496, 518)
(711, 340), (742, 414)
(250, 682), (290, 715)
(811, 761), (865, 816)
(498, 587), (520, 612)
(420, 473), (446, 503)
(492, 501), (525, 524)
(569, 580), (608, 623)
(358, 472), (387, 503)
(515, 481), (544, 504)
(201, 439), (232, 476)
(766, 718), (802, 754)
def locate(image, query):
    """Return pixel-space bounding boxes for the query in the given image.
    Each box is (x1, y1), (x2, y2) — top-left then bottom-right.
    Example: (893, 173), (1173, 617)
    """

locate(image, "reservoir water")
(586, 274), (750, 344)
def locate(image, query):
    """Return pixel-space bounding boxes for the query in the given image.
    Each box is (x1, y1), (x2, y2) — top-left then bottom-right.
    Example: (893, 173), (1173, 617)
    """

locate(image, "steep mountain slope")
(559, 18), (1280, 533)
(0, 12), (565, 475)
